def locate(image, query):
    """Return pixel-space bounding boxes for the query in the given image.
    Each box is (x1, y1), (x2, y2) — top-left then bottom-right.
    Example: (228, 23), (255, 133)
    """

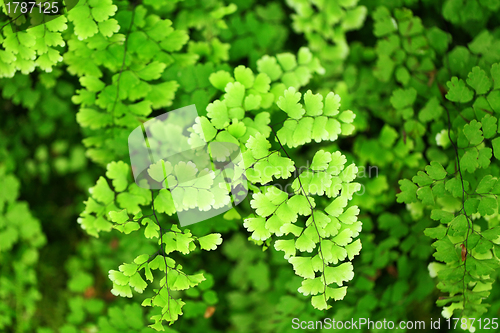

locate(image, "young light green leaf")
(198, 233), (223, 251)
(277, 87), (305, 119)
(467, 66), (492, 95)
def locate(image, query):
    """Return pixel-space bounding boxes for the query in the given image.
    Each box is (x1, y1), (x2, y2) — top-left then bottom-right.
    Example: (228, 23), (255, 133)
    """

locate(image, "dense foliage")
(1, 0), (500, 332)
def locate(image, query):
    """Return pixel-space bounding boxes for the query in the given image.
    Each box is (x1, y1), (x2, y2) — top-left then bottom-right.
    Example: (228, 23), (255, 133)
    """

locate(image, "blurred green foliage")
(1, 0), (500, 332)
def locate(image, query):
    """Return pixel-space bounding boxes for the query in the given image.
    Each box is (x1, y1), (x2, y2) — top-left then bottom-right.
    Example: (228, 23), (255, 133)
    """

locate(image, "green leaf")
(277, 87), (305, 119)
(288, 256), (315, 279)
(397, 179), (418, 203)
(311, 116), (329, 142)
(91, 177), (114, 204)
(121, 222), (140, 234)
(257, 55), (283, 81)
(431, 210), (455, 224)
(417, 186), (434, 205)
(76, 109), (112, 129)
(476, 175), (497, 193)
(304, 90), (323, 116)
(98, 19), (120, 37)
(491, 63), (500, 90)
(471, 258), (497, 276)
(147, 81), (178, 109)
(326, 286), (347, 301)
(276, 53), (297, 71)
(463, 120), (483, 145)
(424, 226), (447, 239)
(144, 219), (159, 239)
(311, 294), (328, 310)
(426, 27), (450, 54)
(296, 233), (316, 253)
(373, 7), (398, 37)
(338, 111), (356, 124)
(467, 66), (492, 95)
(324, 262), (354, 287)
(425, 161), (447, 180)
(332, 229), (353, 247)
(374, 54), (395, 82)
(325, 196), (348, 217)
(68, 272), (93, 293)
(396, 66), (411, 85)
(111, 283), (133, 298)
(481, 114), (497, 139)
(343, 6), (367, 30)
(198, 233), (223, 251)
(478, 197), (497, 216)
(109, 210), (129, 224)
(323, 92), (341, 116)
(468, 30), (493, 54)
(345, 239), (362, 260)
(492, 137), (500, 160)
(129, 273), (148, 293)
(243, 216), (271, 241)
(338, 206), (359, 224)
(265, 214), (286, 235)
(128, 101), (152, 116)
(265, 187), (287, 205)
(109, 270), (129, 286)
(482, 226), (500, 241)
(293, 117), (314, 146)
(288, 195), (313, 215)
(433, 237), (459, 263)
(275, 239), (296, 259)
(207, 100), (230, 129)
(90, 0), (118, 22)
(253, 73), (271, 93)
(202, 290), (218, 305)
(478, 147), (492, 169)
(209, 70), (234, 90)
(465, 197), (480, 215)
(460, 149), (479, 173)
(174, 232), (194, 254)
(475, 238), (493, 254)
(276, 202), (298, 223)
(154, 189), (176, 215)
(413, 171), (433, 186)
(224, 82), (245, 108)
(298, 277), (324, 296)
(193, 116), (217, 142)
(134, 254), (149, 265)
(136, 61), (166, 81)
(311, 150), (331, 171)
(446, 77), (474, 103)
(246, 133), (271, 159)
(419, 97), (443, 123)
(119, 263), (138, 276)
(390, 88), (417, 109)
(450, 215), (468, 236)
(69, 6), (99, 40)
(106, 161), (129, 192)
(234, 65), (255, 89)
(244, 94), (262, 111)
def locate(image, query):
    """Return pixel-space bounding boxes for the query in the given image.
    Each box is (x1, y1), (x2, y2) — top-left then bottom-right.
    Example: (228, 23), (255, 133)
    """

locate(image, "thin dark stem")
(110, 3), (136, 133)
(270, 125), (329, 309)
(444, 103), (471, 316)
(150, 189), (171, 321)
